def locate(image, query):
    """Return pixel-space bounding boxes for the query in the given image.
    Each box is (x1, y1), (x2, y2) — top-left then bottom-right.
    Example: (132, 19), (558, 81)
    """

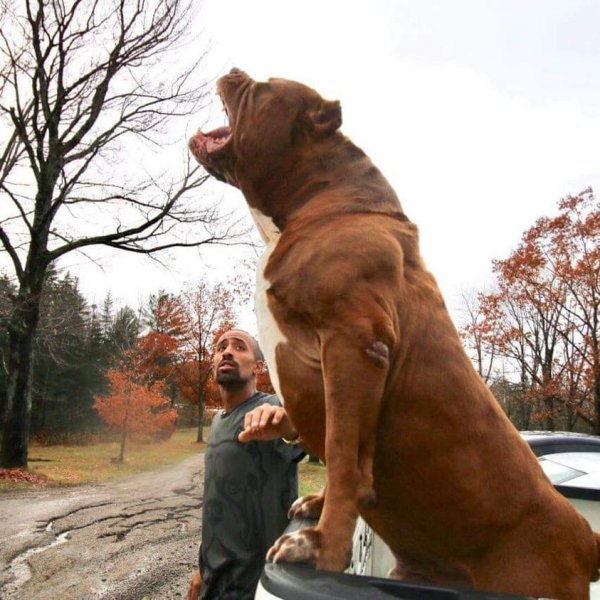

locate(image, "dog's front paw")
(288, 491), (325, 519)
(268, 527), (321, 564)
(267, 526), (350, 572)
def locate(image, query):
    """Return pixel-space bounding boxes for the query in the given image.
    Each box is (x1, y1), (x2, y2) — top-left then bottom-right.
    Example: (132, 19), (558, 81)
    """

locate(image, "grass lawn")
(1, 428), (326, 495)
(298, 459), (325, 497)
(0, 428), (206, 490)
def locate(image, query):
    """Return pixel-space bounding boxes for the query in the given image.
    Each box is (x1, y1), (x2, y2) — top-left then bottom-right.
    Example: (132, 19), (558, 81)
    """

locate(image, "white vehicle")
(257, 431), (600, 599)
(523, 431), (600, 600)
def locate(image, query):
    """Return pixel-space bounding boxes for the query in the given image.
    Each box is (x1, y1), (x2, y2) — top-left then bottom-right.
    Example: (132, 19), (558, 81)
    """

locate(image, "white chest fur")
(251, 209), (288, 402)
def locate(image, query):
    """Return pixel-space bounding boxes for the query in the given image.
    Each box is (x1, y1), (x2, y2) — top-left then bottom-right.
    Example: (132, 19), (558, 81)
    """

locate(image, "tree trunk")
(118, 424), (128, 463)
(518, 373), (531, 430)
(521, 401), (531, 430)
(543, 396), (555, 431)
(0, 286), (43, 468)
(196, 389), (205, 443)
(594, 370), (600, 436)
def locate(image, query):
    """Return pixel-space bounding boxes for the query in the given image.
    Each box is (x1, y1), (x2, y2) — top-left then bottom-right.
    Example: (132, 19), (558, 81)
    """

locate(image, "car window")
(539, 452), (600, 474)
(555, 471), (600, 490)
(538, 457), (585, 484)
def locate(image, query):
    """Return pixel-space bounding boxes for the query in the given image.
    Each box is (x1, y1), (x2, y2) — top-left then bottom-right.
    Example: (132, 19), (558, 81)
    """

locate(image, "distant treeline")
(0, 269), (257, 442)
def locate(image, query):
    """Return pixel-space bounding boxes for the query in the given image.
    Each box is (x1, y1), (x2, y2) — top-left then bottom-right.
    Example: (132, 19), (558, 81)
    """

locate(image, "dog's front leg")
(269, 322), (391, 571)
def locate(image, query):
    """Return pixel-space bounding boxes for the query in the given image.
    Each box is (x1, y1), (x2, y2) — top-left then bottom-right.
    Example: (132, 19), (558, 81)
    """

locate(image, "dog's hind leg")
(389, 553), (475, 588)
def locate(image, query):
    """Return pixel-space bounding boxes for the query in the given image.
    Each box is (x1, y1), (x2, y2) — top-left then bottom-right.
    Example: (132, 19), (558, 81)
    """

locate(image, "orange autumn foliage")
(133, 293), (188, 383)
(461, 188), (600, 432)
(132, 331), (181, 382)
(176, 358), (221, 409)
(94, 369), (176, 445)
(171, 283), (237, 429)
(256, 367), (276, 394)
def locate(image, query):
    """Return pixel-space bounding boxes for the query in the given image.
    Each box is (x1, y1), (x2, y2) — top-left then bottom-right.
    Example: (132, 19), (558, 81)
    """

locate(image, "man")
(188, 329), (305, 600)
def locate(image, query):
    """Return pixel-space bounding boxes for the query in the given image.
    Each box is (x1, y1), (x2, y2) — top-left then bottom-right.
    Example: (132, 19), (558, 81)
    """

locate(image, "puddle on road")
(2, 522), (70, 598)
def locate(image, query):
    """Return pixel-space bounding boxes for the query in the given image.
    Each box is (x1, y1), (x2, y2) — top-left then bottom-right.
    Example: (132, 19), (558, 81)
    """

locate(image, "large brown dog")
(189, 68), (600, 598)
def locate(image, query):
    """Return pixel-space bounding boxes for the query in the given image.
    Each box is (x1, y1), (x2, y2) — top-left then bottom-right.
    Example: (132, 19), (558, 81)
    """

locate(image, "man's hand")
(187, 568), (202, 600)
(238, 403), (299, 443)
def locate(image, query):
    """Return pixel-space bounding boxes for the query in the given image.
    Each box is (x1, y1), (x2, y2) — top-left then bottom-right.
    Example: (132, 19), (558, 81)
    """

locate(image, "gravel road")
(0, 454), (204, 600)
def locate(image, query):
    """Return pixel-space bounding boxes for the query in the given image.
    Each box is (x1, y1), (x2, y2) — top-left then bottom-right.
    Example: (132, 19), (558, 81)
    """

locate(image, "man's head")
(213, 329), (264, 390)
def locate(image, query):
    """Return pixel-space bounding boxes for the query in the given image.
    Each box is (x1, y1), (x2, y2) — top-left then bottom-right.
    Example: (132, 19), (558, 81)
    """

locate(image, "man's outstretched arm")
(238, 403), (300, 443)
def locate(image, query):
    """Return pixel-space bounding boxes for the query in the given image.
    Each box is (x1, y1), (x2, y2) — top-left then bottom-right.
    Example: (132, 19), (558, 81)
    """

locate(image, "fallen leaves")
(0, 468), (48, 485)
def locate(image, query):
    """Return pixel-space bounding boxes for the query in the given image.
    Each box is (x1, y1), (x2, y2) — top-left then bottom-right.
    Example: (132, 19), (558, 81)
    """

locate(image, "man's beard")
(216, 367), (249, 389)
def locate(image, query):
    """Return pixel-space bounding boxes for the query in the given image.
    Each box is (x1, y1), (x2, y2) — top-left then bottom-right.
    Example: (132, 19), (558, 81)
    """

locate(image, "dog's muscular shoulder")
(266, 216), (421, 316)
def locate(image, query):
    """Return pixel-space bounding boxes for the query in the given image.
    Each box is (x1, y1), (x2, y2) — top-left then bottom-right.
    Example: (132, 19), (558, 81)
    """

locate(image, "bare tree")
(458, 290), (499, 384)
(177, 279), (250, 442)
(461, 190), (600, 433)
(0, 0), (240, 467)
(529, 190), (600, 432)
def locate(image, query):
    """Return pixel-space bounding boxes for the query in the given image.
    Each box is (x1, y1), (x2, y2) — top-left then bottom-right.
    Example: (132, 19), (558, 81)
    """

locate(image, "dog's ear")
(307, 100), (342, 136)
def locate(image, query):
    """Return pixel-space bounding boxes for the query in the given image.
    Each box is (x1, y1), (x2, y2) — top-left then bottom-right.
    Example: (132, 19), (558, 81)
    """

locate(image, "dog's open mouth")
(189, 125), (232, 158)
(189, 93), (234, 159)
(188, 75), (248, 186)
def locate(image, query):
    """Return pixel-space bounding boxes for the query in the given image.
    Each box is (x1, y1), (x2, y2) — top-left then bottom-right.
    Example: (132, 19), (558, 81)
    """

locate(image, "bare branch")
(0, 222), (24, 280)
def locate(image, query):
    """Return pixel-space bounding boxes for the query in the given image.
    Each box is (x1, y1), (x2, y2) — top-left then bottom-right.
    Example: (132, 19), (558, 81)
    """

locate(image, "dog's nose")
(229, 67), (245, 76)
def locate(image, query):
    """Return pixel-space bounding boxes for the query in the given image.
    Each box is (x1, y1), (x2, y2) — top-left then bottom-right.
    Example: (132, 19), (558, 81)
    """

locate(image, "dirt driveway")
(0, 454), (204, 599)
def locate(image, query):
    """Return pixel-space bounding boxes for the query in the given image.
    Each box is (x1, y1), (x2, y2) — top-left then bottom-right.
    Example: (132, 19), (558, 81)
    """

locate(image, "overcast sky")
(57, 0), (600, 330)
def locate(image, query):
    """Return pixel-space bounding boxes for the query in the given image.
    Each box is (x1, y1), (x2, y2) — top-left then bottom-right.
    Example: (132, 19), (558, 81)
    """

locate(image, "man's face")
(213, 331), (262, 388)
